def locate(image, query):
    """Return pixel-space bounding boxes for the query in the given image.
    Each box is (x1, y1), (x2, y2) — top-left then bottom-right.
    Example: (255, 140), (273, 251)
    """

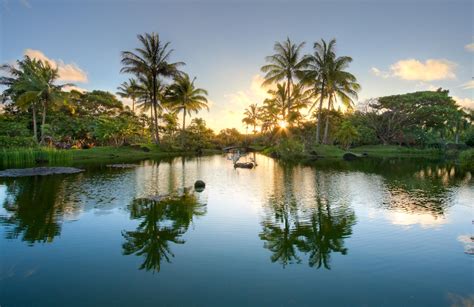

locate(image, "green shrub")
(459, 149), (474, 171)
(274, 138), (305, 160)
(0, 136), (38, 148)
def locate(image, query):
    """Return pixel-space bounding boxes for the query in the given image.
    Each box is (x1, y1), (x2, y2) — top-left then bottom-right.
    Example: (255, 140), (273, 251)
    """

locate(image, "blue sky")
(1, 0), (472, 131)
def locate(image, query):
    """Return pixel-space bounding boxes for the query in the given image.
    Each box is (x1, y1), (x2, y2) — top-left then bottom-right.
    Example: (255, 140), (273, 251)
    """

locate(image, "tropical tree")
(304, 39), (337, 144)
(166, 73), (208, 145)
(0, 56), (71, 143)
(321, 56), (360, 144)
(121, 32), (183, 143)
(335, 120), (359, 149)
(116, 78), (139, 113)
(242, 103), (260, 134)
(261, 38), (309, 121)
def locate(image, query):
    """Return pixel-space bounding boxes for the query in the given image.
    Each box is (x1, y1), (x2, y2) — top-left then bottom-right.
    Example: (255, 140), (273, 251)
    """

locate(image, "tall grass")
(0, 148), (72, 168)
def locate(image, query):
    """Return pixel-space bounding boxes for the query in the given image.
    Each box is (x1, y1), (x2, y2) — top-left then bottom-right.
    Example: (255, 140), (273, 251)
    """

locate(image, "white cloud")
(453, 96), (474, 110)
(465, 42), (474, 52)
(460, 80), (474, 90)
(390, 59), (456, 81)
(372, 59), (457, 82)
(24, 49), (88, 83)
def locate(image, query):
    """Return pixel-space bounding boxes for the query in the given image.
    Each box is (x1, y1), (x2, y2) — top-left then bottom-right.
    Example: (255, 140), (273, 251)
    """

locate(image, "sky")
(1, 0), (472, 132)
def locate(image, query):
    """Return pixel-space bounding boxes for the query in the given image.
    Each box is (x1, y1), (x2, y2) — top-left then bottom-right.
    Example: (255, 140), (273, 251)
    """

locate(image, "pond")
(0, 154), (472, 306)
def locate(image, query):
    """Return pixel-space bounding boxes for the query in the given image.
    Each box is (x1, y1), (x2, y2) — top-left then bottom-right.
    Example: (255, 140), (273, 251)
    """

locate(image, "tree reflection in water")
(260, 164), (356, 269)
(0, 176), (77, 245)
(122, 191), (206, 273)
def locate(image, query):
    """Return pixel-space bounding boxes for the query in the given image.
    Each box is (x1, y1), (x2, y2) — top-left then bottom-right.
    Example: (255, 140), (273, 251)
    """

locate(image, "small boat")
(234, 162), (254, 169)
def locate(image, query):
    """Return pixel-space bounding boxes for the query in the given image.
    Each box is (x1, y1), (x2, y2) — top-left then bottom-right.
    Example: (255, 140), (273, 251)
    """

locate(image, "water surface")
(0, 154), (472, 306)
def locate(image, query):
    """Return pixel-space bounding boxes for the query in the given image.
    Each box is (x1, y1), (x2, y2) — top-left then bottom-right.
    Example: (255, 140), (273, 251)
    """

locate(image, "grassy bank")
(71, 145), (220, 165)
(264, 144), (451, 161)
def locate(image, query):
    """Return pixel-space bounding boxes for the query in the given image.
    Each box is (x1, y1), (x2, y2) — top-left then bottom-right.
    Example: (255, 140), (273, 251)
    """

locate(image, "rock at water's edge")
(343, 153), (358, 161)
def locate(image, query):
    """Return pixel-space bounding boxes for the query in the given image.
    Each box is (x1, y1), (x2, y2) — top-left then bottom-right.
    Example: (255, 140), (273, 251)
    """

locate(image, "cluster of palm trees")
(242, 37), (360, 144)
(0, 57), (71, 144)
(119, 33), (209, 144)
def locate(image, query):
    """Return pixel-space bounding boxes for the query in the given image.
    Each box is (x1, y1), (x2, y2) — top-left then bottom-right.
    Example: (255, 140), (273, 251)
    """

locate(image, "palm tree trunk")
(32, 104), (38, 143)
(286, 78), (291, 122)
(132, 98), (135, 113)
(315, 82), (325, 144)
(40, 101), (47, 144)
(181, 108), (186, 147)
(153, 102), (160, 144)
(152, 76), (160, 144)
(322, 95), (332, 144)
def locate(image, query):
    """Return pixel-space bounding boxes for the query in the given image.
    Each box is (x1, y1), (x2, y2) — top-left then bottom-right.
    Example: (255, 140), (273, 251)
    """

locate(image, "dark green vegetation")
(1, 34), (472, 168)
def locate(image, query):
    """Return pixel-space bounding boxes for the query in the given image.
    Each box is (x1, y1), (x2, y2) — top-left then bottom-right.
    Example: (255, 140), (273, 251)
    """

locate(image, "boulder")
(194, 180), (206, 192)
(343, 153), (358, 161)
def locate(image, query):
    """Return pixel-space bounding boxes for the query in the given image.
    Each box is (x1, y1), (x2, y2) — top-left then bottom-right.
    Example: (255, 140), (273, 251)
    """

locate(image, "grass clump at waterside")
(0, 148), (73, 168)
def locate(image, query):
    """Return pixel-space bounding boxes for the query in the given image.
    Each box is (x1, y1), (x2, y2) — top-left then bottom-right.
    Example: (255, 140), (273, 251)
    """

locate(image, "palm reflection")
(0, 176), (77, 244)
(122, 192), (206, 273)
(260, 164), (356, 269)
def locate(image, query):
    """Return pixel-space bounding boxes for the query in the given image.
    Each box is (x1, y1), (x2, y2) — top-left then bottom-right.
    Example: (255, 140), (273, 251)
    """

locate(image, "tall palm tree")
(166, 73), (208, 145)
(261, 38), (309, 121)
(121, 32), (183, 143)
(116, 78), (139, 113)
(322, 57), (360, 144)
(242, 103), (260, 134)
(304, 39), (337, 144)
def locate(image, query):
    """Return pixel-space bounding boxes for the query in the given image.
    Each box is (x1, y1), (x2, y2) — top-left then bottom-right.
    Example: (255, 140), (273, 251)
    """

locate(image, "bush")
(459, 149), (474, 171)
(0, 136), (38, 148)
(274, 138), (305, 160)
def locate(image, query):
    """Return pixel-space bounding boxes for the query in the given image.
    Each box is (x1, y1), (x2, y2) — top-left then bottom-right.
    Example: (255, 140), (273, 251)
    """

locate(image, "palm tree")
(166, 73), (208, 145)
(264, 83), (288, 121)
(322, 57), (360, 144)
(242, 103), (260, 134)
(1, 56), (71, 143)
(134, 74), (167, 139)
(304, 39), (337, 144)
(116, 78), (139, 113)
(261, 38), (309, 121)
(121, 32), (183, 143)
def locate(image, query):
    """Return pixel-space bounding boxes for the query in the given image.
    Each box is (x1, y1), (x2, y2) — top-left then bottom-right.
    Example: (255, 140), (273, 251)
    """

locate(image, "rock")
(343, 153), (358, 161)
(194, 180), (206, 189)
(234, 162), (254, 169)
(0, 167), (84, 177)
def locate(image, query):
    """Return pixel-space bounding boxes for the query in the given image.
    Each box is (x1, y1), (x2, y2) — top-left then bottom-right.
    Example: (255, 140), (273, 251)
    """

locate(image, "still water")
(0, 154), (472, 306)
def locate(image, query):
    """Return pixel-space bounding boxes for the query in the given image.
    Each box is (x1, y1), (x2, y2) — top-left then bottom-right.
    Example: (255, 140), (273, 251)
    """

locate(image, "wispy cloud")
(372, 58), (457, 82)
(24, 49), (88, 83)
(460, 80), (474, 90)
(465, 42), (474, 52)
